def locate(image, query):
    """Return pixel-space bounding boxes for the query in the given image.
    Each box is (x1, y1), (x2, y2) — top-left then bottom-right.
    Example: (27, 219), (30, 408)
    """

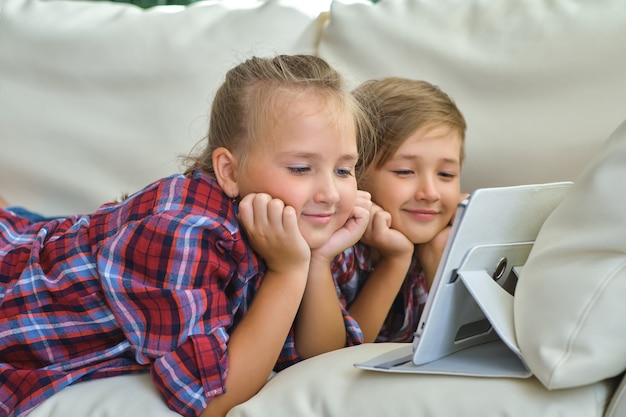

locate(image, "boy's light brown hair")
(353, 77), (466, 184)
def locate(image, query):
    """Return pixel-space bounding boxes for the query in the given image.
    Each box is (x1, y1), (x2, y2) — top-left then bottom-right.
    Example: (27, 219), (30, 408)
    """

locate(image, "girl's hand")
(311, 190), (372, 262)
(361, 203), (414, 259)
(237, 193), (310, 274)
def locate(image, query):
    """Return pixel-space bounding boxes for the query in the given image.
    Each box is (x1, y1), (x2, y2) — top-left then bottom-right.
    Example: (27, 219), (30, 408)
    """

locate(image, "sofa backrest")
(2, 0), (626, 220)
(0, 0), (325, 214)
(316, 0), (626, 194)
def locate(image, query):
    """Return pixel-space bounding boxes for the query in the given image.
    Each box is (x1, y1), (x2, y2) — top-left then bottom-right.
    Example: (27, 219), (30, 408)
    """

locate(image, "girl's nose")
(314, 174), (341, 205)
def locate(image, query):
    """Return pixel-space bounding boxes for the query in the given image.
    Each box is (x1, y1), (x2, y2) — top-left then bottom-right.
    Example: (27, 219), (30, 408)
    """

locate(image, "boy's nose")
(415, 176), (440, 201)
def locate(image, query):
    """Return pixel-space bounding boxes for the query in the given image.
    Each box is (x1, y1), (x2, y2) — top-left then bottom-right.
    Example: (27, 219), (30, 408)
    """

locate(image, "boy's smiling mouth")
(403, 208), (439, 221)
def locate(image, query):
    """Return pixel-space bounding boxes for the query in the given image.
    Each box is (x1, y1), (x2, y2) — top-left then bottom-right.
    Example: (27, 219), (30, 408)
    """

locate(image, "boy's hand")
(361, 203), (414, 259)
(237, 193), (310, 274)
(311, 190), (372, 262)
(416, 192), (470, 288)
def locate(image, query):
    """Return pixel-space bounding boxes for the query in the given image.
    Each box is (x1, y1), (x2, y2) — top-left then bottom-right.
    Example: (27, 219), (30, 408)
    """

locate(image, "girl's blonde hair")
(184, 54), (371, 177)
(353, 77), (466, 183)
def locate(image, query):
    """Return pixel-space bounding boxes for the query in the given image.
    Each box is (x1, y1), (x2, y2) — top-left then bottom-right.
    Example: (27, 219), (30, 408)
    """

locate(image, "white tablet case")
(355, 182), (573, 377)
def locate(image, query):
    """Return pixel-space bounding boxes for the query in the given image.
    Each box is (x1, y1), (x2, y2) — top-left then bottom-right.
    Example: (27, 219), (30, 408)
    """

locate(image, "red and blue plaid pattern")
(0, 170), (363, 417)
(332, 242), (429, 343)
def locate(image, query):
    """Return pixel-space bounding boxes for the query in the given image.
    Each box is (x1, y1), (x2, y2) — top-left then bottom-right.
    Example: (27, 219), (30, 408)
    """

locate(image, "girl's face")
(235, 92), (359, 250)
(363, 125), (462, 244)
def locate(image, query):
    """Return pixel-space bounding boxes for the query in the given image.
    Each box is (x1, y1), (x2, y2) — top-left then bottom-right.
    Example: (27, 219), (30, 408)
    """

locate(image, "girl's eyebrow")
(277, 151), (318, 160)
(339, 153), (360, 163)
(279, 151), (359, 163)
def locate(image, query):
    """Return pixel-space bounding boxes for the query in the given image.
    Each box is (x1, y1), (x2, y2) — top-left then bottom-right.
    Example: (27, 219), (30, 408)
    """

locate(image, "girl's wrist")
(264, 257), (311, 278)
(308, 252), (334, 272)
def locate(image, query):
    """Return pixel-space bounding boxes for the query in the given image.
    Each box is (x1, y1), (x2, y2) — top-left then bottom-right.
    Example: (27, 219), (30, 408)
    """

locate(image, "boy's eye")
(392, 169), (413, 176)
(288, 166), (310, 174)
(335, 168), (354, 178)
(438, 171), (457, 179)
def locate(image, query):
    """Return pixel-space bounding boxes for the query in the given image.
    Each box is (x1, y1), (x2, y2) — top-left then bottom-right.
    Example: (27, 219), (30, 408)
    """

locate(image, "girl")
(0, 55), (371, 417)
(332, 77), (468, 343)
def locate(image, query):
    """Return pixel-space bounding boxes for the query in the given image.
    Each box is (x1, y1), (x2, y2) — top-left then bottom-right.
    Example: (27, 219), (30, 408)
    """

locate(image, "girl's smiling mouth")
(302, 212), (334, 225)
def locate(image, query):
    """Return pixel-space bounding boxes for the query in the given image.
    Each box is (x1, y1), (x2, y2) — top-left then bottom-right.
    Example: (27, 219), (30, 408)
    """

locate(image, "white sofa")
(2, 0), (626, 416)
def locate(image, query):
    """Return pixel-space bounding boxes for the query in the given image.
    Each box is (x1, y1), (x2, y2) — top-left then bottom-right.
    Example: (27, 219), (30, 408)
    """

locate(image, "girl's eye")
(288, 166), (310, 174)
(335, 168), (354, 178)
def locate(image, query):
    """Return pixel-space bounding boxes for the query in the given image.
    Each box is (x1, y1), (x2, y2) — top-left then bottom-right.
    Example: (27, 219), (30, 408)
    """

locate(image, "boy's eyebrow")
(394, 154), (460, 165)
(441, 157), (461, 165)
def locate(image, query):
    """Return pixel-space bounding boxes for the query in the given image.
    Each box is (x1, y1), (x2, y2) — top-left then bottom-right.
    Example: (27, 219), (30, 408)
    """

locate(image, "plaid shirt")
(0, 170), (362, 417)
(332, 242), (429, 343)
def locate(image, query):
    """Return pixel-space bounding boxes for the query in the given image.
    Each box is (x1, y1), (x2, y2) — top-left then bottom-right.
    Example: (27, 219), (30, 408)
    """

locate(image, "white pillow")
(515, 118), (626, 389)
(0, 0), (323, 216)
(318, 0), (626, 194)
(227, 343), (615, 417)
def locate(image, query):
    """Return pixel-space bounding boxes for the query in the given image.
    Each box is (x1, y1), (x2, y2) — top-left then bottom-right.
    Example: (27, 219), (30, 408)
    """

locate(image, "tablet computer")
(355, 181), (572, 377)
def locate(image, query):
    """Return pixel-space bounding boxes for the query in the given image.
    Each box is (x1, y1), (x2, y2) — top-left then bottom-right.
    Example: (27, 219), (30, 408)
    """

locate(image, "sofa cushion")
(0, 0), (323, 216)
(514, 118), (626, 389)
(318, 0), (626, 195)
(28, 373), (181, 417)
(26, 343), (618, 417)
(226, 343), (615, 417)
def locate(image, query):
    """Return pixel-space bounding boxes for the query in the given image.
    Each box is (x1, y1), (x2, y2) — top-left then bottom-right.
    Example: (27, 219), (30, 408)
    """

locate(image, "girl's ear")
(212, 147), (239, 198)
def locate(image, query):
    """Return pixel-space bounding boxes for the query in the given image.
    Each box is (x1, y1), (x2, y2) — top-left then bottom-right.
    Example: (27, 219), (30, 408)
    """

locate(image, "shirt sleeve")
(151, 332), (228, 417)
(341, 305), (364, 346)
(331, 249), (364, 347)
(94, 212), (242, 417)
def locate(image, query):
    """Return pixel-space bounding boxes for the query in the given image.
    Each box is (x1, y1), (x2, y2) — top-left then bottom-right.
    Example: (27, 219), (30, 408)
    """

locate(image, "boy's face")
(236, 92), (359, 250)
(363, 125), (462, 244)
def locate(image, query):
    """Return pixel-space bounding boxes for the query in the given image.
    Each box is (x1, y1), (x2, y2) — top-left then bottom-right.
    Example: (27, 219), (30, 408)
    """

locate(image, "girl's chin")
(301, 234), (331, 251)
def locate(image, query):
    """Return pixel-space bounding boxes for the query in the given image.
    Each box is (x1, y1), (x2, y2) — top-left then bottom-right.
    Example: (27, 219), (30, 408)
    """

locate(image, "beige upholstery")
(227, 343), (617, 417)
(515, 119), (626, 388)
